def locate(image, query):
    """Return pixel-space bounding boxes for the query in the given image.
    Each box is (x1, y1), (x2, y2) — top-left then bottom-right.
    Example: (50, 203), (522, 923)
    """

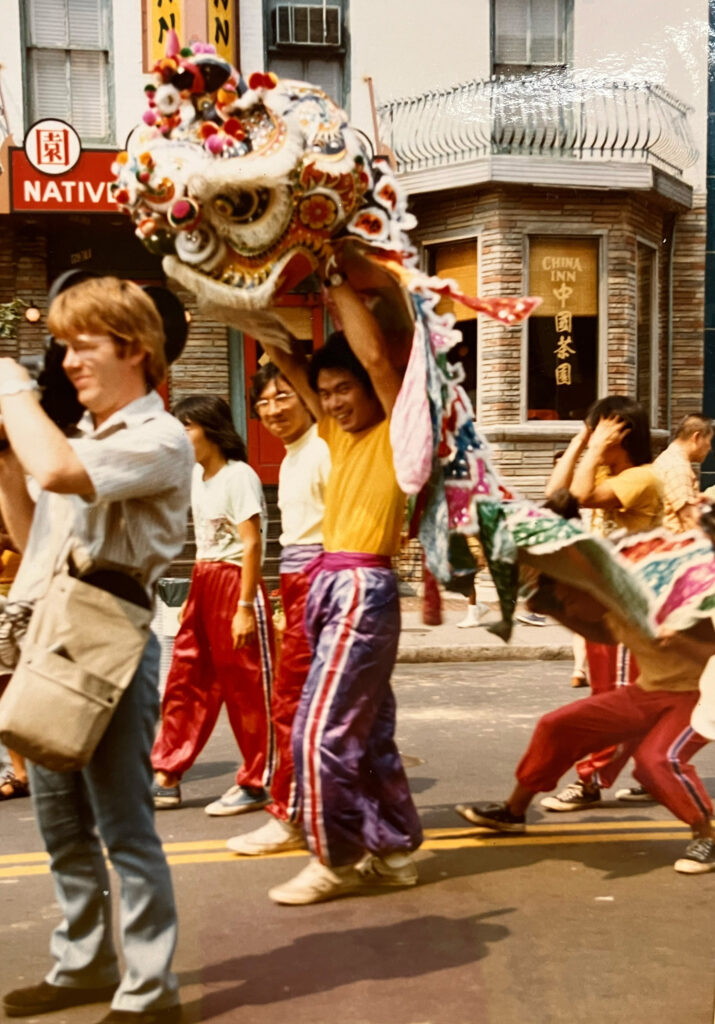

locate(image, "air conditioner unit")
(275, 4), (341, 47)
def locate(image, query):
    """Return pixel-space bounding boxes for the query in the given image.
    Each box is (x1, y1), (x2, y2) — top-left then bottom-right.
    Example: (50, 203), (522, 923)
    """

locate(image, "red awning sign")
(10, 148), (118, 213)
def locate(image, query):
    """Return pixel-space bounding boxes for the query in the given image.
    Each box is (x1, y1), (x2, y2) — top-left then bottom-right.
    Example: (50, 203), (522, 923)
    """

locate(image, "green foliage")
(0, 299), (27, 340)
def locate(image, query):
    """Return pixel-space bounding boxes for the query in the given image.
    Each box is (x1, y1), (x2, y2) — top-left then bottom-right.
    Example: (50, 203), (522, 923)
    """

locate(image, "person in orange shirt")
(539, 396), (663, 811)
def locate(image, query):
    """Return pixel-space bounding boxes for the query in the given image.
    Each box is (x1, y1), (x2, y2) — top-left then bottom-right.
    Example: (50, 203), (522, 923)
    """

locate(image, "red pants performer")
(266, 544), (322, 824)
(575, 641), (640, 788)
(456, 605), (715, 874)
(152, 561), (274, 804)
(517, 687), (709, 826)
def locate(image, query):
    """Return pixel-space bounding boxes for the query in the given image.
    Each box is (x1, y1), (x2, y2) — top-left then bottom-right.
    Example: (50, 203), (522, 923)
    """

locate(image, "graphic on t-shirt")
(195, 515), (235, 554)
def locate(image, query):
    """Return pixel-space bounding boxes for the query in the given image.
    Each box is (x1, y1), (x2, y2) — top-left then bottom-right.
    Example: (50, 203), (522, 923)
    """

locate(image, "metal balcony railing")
(378, 71), (698, 178)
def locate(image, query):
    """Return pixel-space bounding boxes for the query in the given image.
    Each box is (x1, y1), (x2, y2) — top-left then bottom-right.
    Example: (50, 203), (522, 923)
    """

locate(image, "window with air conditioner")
(274, 4), (341, 47)
(492, 0), (573, 76)
(24, 0), (113, 144)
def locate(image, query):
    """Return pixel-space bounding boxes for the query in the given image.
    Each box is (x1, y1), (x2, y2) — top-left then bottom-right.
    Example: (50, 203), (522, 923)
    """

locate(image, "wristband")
(237, 600), (254, 609)
(0, 379), (38, 398)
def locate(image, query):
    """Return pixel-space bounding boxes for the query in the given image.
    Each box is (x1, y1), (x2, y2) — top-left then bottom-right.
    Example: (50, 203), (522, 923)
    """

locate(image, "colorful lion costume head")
(111, 32), (413, 313)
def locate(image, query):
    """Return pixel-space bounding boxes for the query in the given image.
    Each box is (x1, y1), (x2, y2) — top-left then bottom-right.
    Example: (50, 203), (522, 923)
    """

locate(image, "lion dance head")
(111, 31), (414, 312)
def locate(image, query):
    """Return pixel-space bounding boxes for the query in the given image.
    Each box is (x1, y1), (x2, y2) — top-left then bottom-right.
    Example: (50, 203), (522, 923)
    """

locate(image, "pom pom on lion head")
(111, 31), (414, 320)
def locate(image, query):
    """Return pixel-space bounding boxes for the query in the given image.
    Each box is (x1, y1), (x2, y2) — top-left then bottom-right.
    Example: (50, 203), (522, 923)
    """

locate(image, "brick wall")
(409, 183), (705, 497)
(166, 287), (231, 405)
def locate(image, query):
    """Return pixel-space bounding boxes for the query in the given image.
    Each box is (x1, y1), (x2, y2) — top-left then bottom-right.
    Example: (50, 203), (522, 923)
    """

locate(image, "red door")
(244, 296), (324, 484)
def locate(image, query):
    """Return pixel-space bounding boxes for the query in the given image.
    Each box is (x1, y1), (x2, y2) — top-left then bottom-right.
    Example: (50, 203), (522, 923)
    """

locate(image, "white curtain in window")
(70, 50), (108, 137)
(29, 49), (70, 122)
(531, 0), (562, 64)
(27, 0), (69, 47)
(69, 0), (105, 48)
(494, 0), (528, 65)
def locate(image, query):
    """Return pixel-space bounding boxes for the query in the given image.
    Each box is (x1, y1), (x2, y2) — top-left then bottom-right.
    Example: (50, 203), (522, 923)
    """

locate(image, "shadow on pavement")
(178, 909), (513, 1020)
(416, 821), (686, 881)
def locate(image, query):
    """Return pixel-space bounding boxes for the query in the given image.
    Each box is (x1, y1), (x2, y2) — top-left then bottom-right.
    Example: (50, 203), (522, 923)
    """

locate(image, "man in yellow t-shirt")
(254, 271), (423, 906)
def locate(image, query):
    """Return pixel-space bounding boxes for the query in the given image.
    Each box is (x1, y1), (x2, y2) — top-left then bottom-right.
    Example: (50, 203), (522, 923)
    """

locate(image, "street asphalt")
(2, 660), (714, 1024)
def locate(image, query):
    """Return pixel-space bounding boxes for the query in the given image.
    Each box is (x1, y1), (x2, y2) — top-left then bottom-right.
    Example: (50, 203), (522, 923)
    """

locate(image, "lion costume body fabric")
(113, 33), (715, 644)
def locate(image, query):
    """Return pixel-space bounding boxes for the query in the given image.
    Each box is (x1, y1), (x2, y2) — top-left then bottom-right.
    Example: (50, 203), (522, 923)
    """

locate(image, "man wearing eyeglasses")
(225, 363), (330, 856)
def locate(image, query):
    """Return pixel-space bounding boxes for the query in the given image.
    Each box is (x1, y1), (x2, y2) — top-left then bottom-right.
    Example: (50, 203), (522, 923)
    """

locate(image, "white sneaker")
(614, 785), (654, 804)
(456, 603), (490, 628)
(356, 851), (419, 887)
(268, 856), (364, 905)
(226, 817), (306, 855)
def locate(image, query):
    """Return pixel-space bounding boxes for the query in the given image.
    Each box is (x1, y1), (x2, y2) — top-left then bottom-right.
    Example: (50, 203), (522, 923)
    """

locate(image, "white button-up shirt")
(10, 392), (193, 603)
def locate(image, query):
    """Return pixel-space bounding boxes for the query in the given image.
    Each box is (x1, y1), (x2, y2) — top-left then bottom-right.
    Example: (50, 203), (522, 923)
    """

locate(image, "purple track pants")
(292, 566), (423, 867)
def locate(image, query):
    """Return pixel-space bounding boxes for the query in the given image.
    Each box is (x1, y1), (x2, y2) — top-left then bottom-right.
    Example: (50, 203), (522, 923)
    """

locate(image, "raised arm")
(326, 276), (402, 419)
(571, 416), (629, 509)
(261, 338), (323, 423)
(545, 424), (590, 497)
(231, 309), (323, 422)
(0, 360), (92, 496)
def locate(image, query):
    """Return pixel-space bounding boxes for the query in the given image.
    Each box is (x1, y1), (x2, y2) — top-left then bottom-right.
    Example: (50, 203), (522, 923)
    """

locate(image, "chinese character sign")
(148, 0), (184, 67)
(24, 119), (82, 176)
(208, 0), (236, 63)
(527, 237), (599, 419)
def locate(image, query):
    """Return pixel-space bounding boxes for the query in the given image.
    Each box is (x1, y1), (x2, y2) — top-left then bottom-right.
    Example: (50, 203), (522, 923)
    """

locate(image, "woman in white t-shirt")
(152, 395), (274, 815)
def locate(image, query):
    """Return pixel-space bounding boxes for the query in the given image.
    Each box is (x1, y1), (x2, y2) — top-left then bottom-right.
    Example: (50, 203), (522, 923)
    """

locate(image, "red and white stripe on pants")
(151, 561), (275, 787)
(265, 567), (313, 823)
(517, 685), (711, 827)
(576, 640), (640, 787)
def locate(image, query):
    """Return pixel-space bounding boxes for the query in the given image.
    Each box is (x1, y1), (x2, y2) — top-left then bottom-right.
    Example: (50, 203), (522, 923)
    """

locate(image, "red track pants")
(576, 641), (640, 787)
(265, 569), (313, 823)
(152, 561), (275, 788)
(517, 685), (711, 827)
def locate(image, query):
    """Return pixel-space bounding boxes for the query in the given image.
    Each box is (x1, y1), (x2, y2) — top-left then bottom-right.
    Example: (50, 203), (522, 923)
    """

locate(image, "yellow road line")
(0, 821), (693, 878)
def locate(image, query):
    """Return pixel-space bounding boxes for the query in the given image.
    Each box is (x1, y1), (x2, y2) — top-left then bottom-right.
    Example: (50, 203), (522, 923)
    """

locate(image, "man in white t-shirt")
(227, 362), (330, 855)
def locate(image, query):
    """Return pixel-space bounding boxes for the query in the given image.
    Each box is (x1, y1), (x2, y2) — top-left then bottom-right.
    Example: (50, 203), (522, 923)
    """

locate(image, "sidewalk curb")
(396, 644), (573, 663)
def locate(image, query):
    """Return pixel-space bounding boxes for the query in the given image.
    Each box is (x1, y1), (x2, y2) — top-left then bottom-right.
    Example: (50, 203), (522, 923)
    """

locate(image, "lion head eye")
(212, 189), (270, 223)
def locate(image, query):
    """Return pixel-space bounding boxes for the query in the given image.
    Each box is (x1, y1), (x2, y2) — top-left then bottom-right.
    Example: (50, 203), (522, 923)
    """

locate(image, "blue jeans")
(28, 634), (179, 1011)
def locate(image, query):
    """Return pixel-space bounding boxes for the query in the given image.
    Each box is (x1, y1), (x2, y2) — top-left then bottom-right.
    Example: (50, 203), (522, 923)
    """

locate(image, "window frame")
(522, 228), (607, 423)
(422, 230), (482, 421)
(21, 0), (115, 146)
(491, 0), (574, 76)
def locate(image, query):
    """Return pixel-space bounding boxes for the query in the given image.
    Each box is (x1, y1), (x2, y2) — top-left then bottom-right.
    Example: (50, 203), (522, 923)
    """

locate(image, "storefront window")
(636, 243), (656, 422)
(430, 240), (478, 410)
(25, 0), (113, 143)
(527, 236), (599, 421)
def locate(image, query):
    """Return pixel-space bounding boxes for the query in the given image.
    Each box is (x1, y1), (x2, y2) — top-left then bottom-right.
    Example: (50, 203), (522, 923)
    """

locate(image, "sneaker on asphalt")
(268, 856), (364, 905)
(152, 782), (181, 809)
(226, 816), (306, 855)
(3, 980), (118, 1017)
(674, 837), (715, 874)
(205, 784), (269, 817)
(614, 785), (654, 803)
(356, 851), (419, 887)
(514, 611), (548, 626)
(455, 801), (526, 833)
(540, 780), (601, 812)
